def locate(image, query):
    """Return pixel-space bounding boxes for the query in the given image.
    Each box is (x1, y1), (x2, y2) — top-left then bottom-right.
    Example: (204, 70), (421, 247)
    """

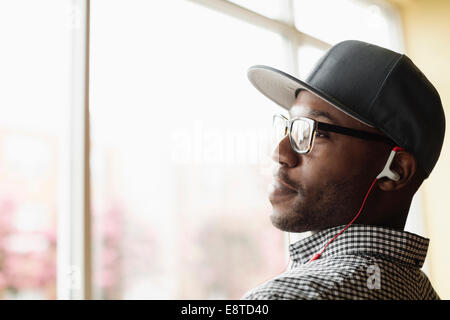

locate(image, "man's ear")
(377, 151), (417, 191)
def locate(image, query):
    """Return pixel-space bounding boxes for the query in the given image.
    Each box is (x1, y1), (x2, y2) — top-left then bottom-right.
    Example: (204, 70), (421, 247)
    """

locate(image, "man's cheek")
(312, 163), (341, 183)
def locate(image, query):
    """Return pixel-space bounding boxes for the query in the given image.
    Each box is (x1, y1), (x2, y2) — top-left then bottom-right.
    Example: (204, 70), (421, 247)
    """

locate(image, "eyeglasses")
(272, 114), (395, 154)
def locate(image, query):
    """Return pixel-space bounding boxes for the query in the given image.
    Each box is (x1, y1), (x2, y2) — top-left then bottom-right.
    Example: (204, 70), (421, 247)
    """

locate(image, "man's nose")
(272, 135), (298, 167)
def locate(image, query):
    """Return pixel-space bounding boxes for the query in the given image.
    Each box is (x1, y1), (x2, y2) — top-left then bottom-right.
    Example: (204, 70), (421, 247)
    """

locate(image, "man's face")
(269, 90), (390, 233)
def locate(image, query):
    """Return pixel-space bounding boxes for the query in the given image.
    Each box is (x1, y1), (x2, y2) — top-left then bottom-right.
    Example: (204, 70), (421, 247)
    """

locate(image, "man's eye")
(315, 131), (328, 138)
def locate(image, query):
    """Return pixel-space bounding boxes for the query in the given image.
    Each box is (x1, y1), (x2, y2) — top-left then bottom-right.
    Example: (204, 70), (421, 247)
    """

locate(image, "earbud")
(376, 146), (403, 181)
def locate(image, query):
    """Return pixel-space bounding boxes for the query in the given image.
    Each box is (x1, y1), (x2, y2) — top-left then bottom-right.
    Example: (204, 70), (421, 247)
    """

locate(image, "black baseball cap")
(248, 40), (445, 178)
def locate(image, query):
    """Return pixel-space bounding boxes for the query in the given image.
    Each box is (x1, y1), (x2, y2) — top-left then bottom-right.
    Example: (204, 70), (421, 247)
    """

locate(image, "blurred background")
(0, 0), (448, 299)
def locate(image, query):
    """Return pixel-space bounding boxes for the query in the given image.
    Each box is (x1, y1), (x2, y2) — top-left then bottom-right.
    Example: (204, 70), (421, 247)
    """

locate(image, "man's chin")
(269, 210), (312, 233)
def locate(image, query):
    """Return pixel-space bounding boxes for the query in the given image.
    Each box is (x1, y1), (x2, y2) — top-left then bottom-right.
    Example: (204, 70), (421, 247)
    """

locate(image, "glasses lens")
(272, 115), (288, 147)
(291, 119), (312, 152)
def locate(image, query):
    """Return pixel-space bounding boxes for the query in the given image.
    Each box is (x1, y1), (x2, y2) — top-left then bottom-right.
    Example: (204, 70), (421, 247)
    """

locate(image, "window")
(90, 0), (288, 299)
(227, 0), (284, 19)
(0, 0), (71, 299)
(293, 0), (403, 51)
(1, 0), (407, 299)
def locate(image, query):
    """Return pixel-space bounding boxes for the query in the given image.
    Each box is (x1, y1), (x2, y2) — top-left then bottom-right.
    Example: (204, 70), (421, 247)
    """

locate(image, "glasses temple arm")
(317, 122), (396, 146)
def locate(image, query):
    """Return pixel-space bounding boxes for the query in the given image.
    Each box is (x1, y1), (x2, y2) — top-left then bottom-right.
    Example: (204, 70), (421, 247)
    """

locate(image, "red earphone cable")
(309, 177), (379, 262)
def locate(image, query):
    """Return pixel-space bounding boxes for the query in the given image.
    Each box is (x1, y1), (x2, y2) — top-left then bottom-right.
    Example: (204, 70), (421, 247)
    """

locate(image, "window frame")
(62, 0), (406, 299)
(57, 0), (92, 300)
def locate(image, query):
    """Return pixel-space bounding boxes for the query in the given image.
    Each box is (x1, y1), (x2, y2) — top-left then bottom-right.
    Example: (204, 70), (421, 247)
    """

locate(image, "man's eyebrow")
(306, 109), (337, 123)
(290, 108), (337, 123)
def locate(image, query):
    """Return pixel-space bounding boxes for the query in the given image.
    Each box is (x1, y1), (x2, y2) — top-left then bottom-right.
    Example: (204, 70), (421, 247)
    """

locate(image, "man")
(242, 40), (445, 299)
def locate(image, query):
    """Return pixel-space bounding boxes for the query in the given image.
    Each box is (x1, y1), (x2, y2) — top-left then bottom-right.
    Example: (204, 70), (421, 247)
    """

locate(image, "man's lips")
(268, 175), (298, 202)
(273, 176), (298, 192)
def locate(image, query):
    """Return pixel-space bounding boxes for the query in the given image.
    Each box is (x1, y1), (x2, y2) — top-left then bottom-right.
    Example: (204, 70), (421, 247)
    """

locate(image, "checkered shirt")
(242, 224), (439, 300)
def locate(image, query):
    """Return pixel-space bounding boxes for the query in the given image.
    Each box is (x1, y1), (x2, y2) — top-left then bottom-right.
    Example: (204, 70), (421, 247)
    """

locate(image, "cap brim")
(247, 65), (375, 127)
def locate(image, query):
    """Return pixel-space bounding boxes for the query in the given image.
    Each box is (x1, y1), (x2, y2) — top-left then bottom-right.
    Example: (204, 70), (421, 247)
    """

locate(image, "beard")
(269, 171), (369, 233)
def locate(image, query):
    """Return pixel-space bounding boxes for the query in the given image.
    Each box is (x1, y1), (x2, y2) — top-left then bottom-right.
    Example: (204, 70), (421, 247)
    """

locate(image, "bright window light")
(297, 45), (326, 79)
(0, 0), (71, 299)
(90, 0), (288, 299)
(293, 0), (400, 50)
(226, 0), (284, 19)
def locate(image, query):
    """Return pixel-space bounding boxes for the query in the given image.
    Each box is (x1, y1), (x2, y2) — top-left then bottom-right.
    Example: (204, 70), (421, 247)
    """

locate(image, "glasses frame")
(273, 114), (396, 154)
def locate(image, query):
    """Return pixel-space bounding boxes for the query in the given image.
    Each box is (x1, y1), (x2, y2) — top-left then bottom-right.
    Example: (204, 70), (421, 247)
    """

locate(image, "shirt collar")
(289, 224), (430, 268)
